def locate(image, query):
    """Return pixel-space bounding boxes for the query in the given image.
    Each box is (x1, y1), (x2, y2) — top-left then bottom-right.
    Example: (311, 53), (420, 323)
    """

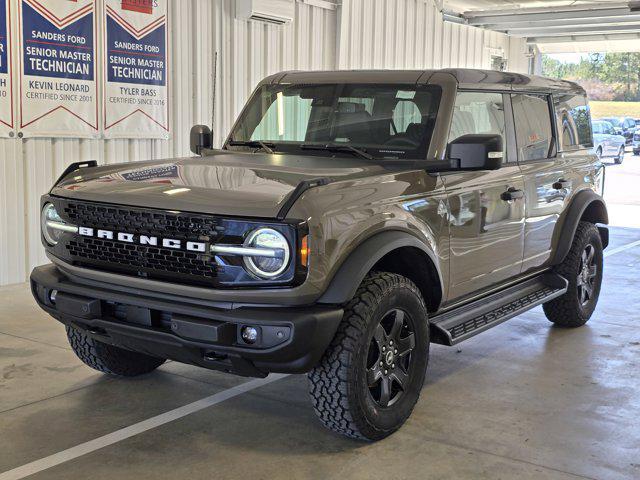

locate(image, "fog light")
(241, 326), (259, 344)
(49, 290), (58, 304)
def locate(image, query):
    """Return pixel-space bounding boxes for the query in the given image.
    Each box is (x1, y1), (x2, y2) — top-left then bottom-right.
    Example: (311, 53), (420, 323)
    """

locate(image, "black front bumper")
(31, 265), (343, 378)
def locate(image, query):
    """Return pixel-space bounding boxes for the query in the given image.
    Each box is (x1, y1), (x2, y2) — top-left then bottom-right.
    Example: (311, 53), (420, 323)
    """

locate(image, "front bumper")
(31, 264), (343, 378)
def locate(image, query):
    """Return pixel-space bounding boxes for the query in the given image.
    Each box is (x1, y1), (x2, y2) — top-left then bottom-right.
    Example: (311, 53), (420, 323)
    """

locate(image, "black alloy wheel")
(366, 308), (416, 408)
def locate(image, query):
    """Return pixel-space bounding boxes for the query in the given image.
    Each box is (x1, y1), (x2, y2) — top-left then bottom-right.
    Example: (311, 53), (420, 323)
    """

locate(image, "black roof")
(260, 68), (585, 95)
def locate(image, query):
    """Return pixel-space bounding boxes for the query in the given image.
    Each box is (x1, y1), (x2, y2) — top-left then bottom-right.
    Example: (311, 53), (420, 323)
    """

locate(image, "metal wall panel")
(337, 0), (529, 72)
(0, 0), (528, 285)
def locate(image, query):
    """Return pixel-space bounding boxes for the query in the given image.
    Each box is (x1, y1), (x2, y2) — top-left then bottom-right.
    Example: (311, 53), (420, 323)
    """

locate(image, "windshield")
(227, 84), (442, 160)
(603, 117), (621, 127)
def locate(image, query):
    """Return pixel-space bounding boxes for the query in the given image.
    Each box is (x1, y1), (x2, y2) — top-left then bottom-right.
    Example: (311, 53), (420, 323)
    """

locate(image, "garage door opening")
(543, 51), (640, 228)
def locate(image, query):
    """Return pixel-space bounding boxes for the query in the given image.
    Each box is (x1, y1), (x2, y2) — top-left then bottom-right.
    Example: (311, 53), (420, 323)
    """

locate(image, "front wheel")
(67, 326), (166, 376)
(543, 222), (603, 328)
(308, 272), (429, 441)
(614, 146), (624, 164)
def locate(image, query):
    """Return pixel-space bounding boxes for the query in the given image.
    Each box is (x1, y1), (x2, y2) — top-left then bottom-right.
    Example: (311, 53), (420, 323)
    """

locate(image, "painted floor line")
(604, 238), (640, 258)
(2, 237), (640, 480)
(0, 374), (289, 480)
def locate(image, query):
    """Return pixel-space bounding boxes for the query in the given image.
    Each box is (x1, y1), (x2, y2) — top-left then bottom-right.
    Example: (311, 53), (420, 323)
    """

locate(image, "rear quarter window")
(554, 94), (593, 151)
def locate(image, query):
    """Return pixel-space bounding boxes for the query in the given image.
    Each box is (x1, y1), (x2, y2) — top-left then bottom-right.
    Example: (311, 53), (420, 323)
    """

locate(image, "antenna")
(211, 51), (218, 145)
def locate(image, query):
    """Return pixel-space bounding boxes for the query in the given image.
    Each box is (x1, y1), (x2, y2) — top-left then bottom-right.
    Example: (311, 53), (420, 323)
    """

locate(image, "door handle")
(553, 179), (571, 190)
(501, 188), (524, 202)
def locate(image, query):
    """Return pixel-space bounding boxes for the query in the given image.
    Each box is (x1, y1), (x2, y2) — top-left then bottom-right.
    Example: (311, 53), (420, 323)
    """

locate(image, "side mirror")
(190, 125), (213, 155)
(447, 134), (504, 171)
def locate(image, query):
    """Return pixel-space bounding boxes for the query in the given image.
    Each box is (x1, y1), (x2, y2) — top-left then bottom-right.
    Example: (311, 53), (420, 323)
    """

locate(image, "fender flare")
(317, 230), (443, 305)
(550, 189), (609, 265)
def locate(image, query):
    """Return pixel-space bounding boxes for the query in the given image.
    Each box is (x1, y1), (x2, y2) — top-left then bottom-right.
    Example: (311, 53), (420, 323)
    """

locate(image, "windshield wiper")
(301, 143), (374, 161)
(227, 140), (275, 154)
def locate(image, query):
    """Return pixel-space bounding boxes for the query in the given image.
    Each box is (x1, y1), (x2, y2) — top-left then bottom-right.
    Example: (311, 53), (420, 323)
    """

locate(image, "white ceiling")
(442, 1), (640, 53)
(446, 0), (625, 13)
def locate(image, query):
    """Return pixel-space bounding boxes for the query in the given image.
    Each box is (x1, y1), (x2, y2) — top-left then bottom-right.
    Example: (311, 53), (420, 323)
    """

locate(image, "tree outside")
(543, 53), (640, 119)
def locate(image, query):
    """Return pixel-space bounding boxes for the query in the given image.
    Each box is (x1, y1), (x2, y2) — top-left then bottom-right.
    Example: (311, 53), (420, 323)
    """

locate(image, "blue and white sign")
(19, 0), (98, 137)
(104, 0), (168, 139)
(0, 0), (13, 136)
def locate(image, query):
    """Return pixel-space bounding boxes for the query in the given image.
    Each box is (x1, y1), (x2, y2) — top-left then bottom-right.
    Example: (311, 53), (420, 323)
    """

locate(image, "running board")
(430, 273), (568, 346)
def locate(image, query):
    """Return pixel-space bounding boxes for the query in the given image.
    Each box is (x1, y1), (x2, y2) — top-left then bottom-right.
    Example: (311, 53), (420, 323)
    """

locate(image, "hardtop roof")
(259, 68), (585, 95)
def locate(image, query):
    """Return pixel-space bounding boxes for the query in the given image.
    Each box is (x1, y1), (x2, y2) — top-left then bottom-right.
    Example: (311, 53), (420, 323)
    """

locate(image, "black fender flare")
(550, 189), (609, 265)
(317, 230), (444, 305)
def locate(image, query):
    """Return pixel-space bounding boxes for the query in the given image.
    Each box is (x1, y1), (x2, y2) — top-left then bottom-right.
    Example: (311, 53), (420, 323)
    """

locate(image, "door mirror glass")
(190, 125), (213, 155)
(447, 134), (503, 171)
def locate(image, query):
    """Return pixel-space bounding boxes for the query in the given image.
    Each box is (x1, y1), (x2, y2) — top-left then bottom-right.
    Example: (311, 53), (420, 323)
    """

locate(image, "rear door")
(443, 91), (525, 300)
(516, 92), (586, 272)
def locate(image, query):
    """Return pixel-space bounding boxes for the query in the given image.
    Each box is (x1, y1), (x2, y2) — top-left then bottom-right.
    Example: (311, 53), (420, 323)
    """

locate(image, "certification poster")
(104, 0), (168, 139)
(0, 0), (13, 136)
(18, 0), (98, 137)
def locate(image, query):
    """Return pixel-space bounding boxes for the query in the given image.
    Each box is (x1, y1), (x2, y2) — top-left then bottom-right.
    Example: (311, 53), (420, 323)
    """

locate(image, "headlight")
(242, 228), (290, 279)
(41, 203), (77, 246)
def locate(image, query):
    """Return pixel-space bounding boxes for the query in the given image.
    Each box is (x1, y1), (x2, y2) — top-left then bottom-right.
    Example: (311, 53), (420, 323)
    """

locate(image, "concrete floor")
(2, 162), (640, 479)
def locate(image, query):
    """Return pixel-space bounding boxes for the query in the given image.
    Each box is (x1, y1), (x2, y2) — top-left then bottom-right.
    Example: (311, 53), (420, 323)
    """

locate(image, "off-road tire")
(543, 222), (603, 328)
(308, 272), (429, 441)
(66, 325), (165, 376)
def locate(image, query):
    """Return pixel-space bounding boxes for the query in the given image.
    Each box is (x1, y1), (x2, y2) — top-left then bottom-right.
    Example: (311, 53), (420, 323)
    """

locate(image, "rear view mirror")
(447, 134), (504, 171)
(190, 125), (213, 155)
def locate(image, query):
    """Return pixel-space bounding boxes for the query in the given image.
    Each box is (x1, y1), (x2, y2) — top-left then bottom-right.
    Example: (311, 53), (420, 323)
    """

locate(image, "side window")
(512, 93), (555, 162)
(448, 91), (507, 157)
(554, 94), (593, 151)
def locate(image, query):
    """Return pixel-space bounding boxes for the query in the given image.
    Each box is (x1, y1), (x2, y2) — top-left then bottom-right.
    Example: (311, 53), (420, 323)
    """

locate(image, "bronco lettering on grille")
(78, 227), (207, 253)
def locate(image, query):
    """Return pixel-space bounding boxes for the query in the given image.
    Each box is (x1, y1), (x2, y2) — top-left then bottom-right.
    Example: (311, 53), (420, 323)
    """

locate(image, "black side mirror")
(190, 125), (213, 155)
(447, 134), (504, 171)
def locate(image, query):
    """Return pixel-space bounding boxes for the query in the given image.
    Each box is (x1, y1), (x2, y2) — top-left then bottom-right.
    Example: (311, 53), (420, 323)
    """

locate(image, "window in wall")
(512, 93), (555, 161)
(554, 93), (593, 150)
(448, 91), (507, 158)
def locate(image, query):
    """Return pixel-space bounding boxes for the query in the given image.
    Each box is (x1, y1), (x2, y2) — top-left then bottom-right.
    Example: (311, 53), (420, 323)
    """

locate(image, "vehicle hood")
(52, 151), (389, 218)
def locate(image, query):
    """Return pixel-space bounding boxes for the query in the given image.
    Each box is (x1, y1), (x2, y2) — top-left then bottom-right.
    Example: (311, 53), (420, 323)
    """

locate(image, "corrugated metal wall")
(337, 0), (529, 72)
(0, 0), (529, 286)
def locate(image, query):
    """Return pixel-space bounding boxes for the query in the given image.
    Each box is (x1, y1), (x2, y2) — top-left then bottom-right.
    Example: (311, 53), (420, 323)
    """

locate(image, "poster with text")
(104, 0), (168, 139)
(0, 0), (14, 136)
(19, 0), (98, 137)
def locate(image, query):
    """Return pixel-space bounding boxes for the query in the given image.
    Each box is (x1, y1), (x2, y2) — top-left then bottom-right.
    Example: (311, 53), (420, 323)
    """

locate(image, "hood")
(52, 151), (389, 218)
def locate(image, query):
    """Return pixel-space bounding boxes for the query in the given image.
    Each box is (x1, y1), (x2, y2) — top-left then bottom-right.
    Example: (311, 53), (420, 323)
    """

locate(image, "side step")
(430, 273), (568, 346)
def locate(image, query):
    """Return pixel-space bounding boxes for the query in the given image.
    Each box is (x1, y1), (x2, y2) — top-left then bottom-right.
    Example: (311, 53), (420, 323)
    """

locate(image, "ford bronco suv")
(31, 69), (608, 441)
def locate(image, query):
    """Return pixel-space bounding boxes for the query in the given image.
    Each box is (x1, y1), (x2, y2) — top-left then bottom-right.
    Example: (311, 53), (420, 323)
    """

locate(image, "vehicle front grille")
(57, 200), (232, 286)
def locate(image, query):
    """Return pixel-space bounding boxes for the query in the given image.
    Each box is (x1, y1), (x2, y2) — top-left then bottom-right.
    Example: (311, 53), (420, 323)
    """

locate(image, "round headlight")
(243, 228), (290, 279)
(41, 203), (66, 246)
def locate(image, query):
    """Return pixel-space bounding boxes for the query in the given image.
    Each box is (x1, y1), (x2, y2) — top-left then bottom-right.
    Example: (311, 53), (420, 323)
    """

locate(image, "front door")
(444, 91), (525, 300)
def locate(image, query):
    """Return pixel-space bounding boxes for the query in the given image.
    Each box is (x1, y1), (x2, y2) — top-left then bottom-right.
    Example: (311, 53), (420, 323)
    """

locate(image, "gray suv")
(31, 69), (608, 441)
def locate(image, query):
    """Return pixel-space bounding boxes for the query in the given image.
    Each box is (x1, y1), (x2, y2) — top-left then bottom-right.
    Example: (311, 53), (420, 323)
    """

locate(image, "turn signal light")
(300, 235), (309, 267)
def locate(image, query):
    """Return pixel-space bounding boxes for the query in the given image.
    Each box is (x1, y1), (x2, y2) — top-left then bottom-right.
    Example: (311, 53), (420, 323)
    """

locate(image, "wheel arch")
(316, 230), (444, 311)
(550, 189), (609, 265)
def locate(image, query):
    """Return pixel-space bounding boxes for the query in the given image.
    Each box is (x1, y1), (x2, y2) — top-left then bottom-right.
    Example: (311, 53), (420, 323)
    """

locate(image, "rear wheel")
(308, 272), (429, 441)
(543, 222), (603, 328)
(66, 325), (165, 376)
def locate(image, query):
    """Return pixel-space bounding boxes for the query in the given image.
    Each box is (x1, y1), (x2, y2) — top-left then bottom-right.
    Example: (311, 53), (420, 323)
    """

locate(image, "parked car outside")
(633, 129), (640, 155)
(601, 116), (636, 144)
(593, 120), (626, 164)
